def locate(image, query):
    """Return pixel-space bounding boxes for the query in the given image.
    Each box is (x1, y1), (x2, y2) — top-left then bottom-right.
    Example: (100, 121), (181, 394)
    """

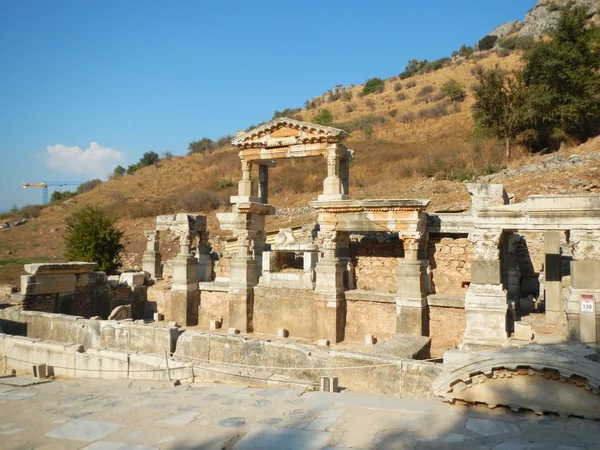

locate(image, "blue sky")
(0, 0), (536, 210)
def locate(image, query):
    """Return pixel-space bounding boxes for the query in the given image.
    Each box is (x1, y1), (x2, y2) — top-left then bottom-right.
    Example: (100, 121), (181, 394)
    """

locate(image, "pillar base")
(170, 288), (199, 326)
(396, 260), (427, 336)
(314, 293), (345, 343)
(228, 256), (259, 333)
(462, 283), (508, 350)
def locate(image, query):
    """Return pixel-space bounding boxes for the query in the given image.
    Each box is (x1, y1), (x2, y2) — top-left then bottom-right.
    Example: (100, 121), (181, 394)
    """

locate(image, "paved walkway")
(0, 377), (599, 449)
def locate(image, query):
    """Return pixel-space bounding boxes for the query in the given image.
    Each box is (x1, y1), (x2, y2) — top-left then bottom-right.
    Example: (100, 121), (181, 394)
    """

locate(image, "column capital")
(144, 230), (159, 242)
(468, 230), (502, 261)
(233, 229), (258, 248)
(318, 230), (338, 250)
(570, 230), (600, 261)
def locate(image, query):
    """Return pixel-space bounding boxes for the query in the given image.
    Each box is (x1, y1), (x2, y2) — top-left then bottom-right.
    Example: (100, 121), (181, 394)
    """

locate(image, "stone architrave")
(566, 230), (600, 343)
(314, 229), (346, 343)
(462, 230), (507, 349)
(396, 233), (428, 337)
(142, 230), (162, 280)
(170, 229), (200, 326)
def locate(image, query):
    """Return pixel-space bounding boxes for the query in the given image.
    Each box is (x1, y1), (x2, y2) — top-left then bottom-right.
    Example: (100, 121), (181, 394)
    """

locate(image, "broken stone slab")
(107, 275), (120, 288)
(371, 334), (431, 359)
(21, 274), (76, 295)
(24, 262), (98, 276)
(119, 272), (145, 287)
(513, 321), (533, 341)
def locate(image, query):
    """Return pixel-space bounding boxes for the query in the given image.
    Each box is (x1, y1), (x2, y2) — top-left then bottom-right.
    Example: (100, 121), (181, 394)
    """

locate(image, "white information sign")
(580, 294), (595, 313)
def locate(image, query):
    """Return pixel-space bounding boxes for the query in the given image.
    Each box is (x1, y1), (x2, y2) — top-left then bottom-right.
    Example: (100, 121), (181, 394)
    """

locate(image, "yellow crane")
(22, 181), (83, 204)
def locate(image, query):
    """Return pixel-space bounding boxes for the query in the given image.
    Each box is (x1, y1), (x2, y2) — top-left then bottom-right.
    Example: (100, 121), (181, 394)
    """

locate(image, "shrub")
(50, 190), (76, 202)
(77, 179), (102, 195)
(393, 82), (402, 92)
(496, 48), (511, 58)
(312, 109), (334, 126)
(388, 109), (398, 118)
(498, 35), (535, 50)
(15, 204), (44, 219)
(417, 85), (435, 97)
(342, 91), (353, 101)
(441, 79), (467, 102)
(210, 179), (236, 191)
(112, 165), (126, 178)
(176, 188), (225, 212)
(478, 35), (498, 50)
(63, 206), (125, 273)
(188, 138), (215, 154)
(215, 135), (234, 147)
(273, 108), (301, 120)
(140, 151), (159, 167)
(459, 45), (474, 59)
(418, 103), (450, 119)
(406, 80), (417, 89)
(396, 92), (407, 101)
(345, 104), (354, 113)
(400, 112), (415, 123)
(362, 78), (385, 95)
(365, 99), (376, 110)
(162, 150), (173, 160)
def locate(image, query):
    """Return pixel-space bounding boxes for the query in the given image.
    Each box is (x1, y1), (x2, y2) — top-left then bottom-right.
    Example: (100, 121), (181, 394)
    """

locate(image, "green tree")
(188, 138), (215, 154)
(441, 79), (467, 102)
(140, 151), (159, 167)
(63, 206), (125, 273)
(362, 78), (385, 95)
(50, 190), (76, 202)
(459, 45), (474, 59)
(520, 5), (600, 149)
(478, 35), (498, 50)
(112, 165), (126, 178)
(76, 179), (102, 195)
(312, 109), (334, 126)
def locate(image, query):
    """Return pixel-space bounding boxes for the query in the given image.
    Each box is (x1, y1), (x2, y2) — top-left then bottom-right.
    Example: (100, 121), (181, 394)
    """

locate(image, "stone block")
(277, 328), (289, 338)
(21, 274), (76, 295)
(119, 272), (145, 287)
(107, 275), (120, 288)
(154, 313), (164, 321)
(364, 334), (376, 346)
(24, 262), (97, 275)
(571, 261), (600, 290)
(317, 339), (330, 347)
(228, 327), (240, 335)
(210, 319), (222, 330)
(32, 363), (48, 379)
(513, 321), (532, 341)
(471, 260), (502, 285)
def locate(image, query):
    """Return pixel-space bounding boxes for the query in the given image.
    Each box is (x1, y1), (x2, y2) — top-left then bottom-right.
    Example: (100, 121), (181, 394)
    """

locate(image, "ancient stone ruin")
(2, 117), (600, 418)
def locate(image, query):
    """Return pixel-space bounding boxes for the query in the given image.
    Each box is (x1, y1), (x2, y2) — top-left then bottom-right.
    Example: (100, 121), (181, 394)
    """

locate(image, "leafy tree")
(162, 150), (173, 160)
(50, 190), (76, 202)
(112, 165), (126, 178)
(478, 35), (498, 50)
(273, 108), (301, 120)
(126, 163), (141, 175)
(188, 138), (215, 154)
(362, 78), (385, 95)
(312, 109), (334, 126)
(63, 206), (125, 273)
(140, 151), (159, 167)
(441, 79), (467, 102)
(459, 45), (474, 59)
(451, 50), (459, 58)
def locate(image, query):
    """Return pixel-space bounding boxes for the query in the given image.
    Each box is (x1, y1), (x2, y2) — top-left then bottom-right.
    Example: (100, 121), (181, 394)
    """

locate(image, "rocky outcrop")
(489, 0), (599, 41)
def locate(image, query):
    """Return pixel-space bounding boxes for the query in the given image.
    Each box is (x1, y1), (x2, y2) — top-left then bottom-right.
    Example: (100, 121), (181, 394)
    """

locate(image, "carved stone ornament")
(241, 160), (252, 173)
(178, 230), (194, 248)
(275, 228), (297, 246)
(570, 231), (600, 261)
(233, 229), (258, 248)
(318, 230), (338, 250)
(144, 230), (158, 242)
(401, 233), (422, 252)
(468, 231), (502, 260)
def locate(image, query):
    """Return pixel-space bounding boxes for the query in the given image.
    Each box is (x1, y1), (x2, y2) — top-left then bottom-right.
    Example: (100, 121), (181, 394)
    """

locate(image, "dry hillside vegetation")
(2, 50), (599, 286)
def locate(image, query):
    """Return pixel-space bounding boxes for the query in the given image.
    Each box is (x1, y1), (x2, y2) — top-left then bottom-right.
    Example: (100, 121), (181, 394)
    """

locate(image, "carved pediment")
(231, 117), (347, 149)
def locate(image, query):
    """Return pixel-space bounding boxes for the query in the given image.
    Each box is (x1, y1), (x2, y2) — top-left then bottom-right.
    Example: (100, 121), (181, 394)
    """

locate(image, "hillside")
(1, 37), (599, 287)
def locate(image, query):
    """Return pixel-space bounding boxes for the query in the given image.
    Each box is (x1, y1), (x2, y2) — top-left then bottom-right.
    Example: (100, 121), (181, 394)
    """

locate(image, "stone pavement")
(1, 377), (600, 449)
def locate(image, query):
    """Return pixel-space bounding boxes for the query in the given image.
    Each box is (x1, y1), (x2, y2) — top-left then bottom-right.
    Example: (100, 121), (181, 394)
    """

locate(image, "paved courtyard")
(0, 376), (599, 449)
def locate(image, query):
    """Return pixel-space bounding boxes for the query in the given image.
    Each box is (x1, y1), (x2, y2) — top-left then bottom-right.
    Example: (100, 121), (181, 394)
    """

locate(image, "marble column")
(318, 147), (347, 201)
(543, 231), (562, 324)
(228, 229), (259, 333)
(238, 160), (253, 198)
(142, 230), (162, 280)
(566, 231), (600, 343)
(396, 233), (428, 336)
(170, 230), (199, 326)
(462, 230), (507, 349)
(314, 229), (346, 343)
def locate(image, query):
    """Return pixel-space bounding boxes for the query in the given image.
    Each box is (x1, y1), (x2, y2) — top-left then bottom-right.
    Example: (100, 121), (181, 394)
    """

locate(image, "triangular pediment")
(231, 117), (347, 148)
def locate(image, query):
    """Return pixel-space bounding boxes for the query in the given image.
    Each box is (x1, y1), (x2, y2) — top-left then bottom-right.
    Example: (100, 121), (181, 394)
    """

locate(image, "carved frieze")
(570, 231), (600, 261)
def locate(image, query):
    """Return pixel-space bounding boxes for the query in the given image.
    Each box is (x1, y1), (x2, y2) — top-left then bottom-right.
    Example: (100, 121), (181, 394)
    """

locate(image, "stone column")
(170, 230), (199, 326)
(228, 229), (259, 333)
(318, 148), (346, 201)
(339, 157), (349, 197)
(396, 233), (428, 336)
(238, 160), (253, 197)
(142, 230), (162, 280)
(544, 231), (562, 324)
(258, 164), (268, 204)
(462, 230), (507, 349)
(566, 231), (600, 343)
(197, 228), (212, 282)
(314, 229), (346, 343)
(504, 233), (521, 306)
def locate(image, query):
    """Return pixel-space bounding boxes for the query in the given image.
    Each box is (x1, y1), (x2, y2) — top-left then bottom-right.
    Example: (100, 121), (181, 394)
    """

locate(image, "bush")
(496, 48), (511, 58)
(112, 165), (126, 178)
(365, 99), (376, 110)
(388, 109), (398, 118)
(162, 150), (173, 160)
(418, 102), (451, 119)
(188, 138), (215, 154)
(176, 189), (225, 212)
(15, 204), (44, 219)
(498, 35), (535, 50)
(63, 206), (125, 274)
(210, 179), (236, 191)
(362, 78), (385, 95)
(77, 179), (102, 195)
(272, 108), (301, 120)
(345, 104), (354, 113)
(459, 45), (474, 59)
(140, 151), (159, 167)
(417, 85), (435, 97)
(441, 79), (467, 102)
(406, 80), (417, 88)
(312, 109), (334, 126)
(342, 91), (353, 101)
(400, 112), (415, 123)
(393, 82), (402, 92)
(478, 35), (498, 50)
(396, 92), (407, 101)
(50, 191), (76, 202)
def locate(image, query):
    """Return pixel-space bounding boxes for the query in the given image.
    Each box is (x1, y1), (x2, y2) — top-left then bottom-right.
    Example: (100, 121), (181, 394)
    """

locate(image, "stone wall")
(253, 287), (315, 338)
(350, 238), (404, 293)
(345, 296), (396, 342)
(428, 235), (472, 296)
(199, 290), (229, 328)
(517, 231), (544, 297)
(429, 306), (466, 357)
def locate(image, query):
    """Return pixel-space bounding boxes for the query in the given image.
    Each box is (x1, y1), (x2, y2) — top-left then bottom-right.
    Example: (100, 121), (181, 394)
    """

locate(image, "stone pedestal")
(170, 253), (199, 326)
(396, 260), (427, 336)
(544, 231), (562, 324)
(462, 284), (508, 349)
(228, 256), (259, 333)
(197, 244), (212, 282)
(142, 230), (162, 280)
(314, 258), (346, 343)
